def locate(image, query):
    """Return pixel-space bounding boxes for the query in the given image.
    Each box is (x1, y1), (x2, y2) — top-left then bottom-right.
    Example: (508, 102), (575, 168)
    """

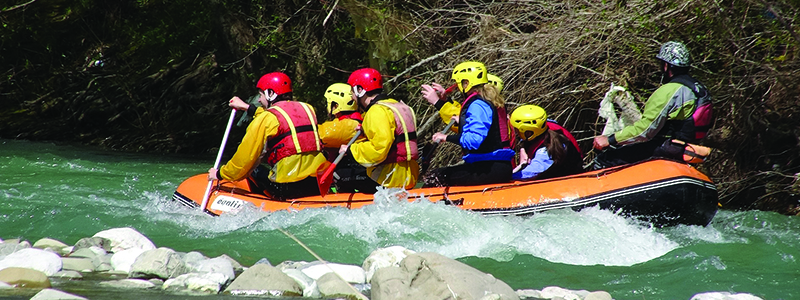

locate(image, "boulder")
(99, 279), (156, 289)
(362, 246), (416, 282)
(0, 248), (62, 276)
(370, 252), (519, 300)
(539, 286), (582, 300)
(317, 271), (368, 300)
(72, 237), (112, 253)
(163, 272), (228, 294)
(110, 248), (147, 273)
(215, 254), (244, 273)
(52, 271), (83, 280)
(30, 288), (87, 300)
(0, 267), (51, 288)
(192, 256), (235, 283)
(585, 291), (614, 300)
(282, 268), (320, 298)
(128, 248), (189, 279)
(60, 257), (94, 272)
(301, 262), (366, 284)
(93, 227), (156, 253)
(0, 240), (30, 258)
(223, 263), (302, 296)
(32, 238), (68, 252)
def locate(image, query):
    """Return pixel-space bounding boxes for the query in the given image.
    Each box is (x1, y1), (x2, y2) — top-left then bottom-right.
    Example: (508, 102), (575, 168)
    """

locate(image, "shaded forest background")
(2, 0), (798, 214)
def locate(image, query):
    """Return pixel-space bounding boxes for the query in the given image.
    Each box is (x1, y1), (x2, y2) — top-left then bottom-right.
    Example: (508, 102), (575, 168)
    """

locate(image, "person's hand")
(432, 132), (447, 144)
(421, 84), (440, 106)
(593, 135), (610, 150)
(207, 168), (219, 181)
(354, 124), (362, 132)
(519, 148), (529, 165)
(228, 96), (250, 111)
(339, 144), (349, 154)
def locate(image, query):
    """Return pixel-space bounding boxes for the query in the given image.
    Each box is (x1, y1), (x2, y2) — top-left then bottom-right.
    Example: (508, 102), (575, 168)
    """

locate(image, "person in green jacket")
(592, 41), (714, 169)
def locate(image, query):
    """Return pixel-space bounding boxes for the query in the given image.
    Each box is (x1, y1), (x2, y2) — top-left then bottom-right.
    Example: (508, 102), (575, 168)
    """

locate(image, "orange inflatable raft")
(172, 158), (718, 226)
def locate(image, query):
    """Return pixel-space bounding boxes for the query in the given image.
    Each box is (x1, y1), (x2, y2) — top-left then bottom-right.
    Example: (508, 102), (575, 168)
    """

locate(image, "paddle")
(419, 119), (457, 175)
(317, 130), (362, 197)
(200, 109), (238, 212)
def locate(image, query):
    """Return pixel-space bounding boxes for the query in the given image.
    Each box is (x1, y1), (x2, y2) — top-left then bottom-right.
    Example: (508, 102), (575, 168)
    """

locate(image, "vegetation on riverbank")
(2, 0), (798, 214)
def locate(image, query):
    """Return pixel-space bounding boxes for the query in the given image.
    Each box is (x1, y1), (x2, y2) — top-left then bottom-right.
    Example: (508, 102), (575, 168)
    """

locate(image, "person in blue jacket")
(509, 105), (584, 180)
(423, 61), (515, 186)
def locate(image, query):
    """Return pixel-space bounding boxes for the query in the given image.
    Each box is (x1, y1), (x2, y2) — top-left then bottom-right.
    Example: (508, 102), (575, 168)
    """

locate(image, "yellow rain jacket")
(219, 102), (327, 183)
(318, 117), (362, 148)
(437, 100), (461, 133)
(350, 98), (419, 189)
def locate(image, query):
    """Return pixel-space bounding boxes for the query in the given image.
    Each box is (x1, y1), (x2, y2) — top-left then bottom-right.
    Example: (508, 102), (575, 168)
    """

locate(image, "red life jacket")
(377, 100), (419, 163)
(527, 121), (583, 158)
(338, 111), (363, 123)
(264, 101), (322, 165)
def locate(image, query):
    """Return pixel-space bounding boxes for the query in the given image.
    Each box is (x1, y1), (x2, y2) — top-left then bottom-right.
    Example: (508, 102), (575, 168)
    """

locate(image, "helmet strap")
(353, 86), (366, 98)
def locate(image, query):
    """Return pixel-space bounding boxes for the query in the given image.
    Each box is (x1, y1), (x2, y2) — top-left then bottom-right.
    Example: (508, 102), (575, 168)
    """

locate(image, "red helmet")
(256, 72), (292, 95)
(347, 68), (382, 93)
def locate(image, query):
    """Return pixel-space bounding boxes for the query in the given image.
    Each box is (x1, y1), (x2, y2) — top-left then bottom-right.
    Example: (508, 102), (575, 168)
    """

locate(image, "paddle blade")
(316, 161), (335, 197)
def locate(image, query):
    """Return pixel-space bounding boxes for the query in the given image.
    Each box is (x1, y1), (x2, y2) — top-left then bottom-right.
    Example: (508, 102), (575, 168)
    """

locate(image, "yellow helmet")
(324, 83), (356, 115)
(510, 105), (548, 141)
(487, 73), (503, 93)
(451, 61), (489, 93)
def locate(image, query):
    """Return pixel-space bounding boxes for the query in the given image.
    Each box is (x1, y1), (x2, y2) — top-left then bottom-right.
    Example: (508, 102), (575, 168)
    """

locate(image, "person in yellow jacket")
(317, 83), (377, 193)
(208, 72), (327, 200)
(339, 68), (420, 190)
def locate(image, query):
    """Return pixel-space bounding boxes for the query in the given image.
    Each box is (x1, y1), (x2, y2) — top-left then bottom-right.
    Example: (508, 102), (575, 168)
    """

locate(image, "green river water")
(1, 139), (797, 299)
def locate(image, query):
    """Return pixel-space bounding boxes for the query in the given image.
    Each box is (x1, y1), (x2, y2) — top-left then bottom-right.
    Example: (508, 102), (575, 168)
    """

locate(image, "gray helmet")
(656, 41), (691, 67)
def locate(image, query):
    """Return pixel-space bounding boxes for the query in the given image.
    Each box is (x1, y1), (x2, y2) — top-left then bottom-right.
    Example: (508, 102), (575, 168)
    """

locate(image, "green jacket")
(609, 82), (697, 146)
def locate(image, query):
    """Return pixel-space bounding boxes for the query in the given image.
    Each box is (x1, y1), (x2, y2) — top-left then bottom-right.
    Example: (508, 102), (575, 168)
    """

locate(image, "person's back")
(592, 41), (713, 169)
(209, 72), (327, 200)
(343, 68), (420, 190)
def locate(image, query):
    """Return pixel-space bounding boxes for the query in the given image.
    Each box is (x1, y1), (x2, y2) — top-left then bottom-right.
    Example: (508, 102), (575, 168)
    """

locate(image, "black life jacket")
(457, 93), (511, 154)
(663, 74), (713, 143)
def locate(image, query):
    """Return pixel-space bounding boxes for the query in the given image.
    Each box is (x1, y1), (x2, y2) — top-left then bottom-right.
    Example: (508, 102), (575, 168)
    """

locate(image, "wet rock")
(181, 251), (207, 266)
(52, 270), (83, 279)
(282, 268), (319, 298)
(99, 278), (156, 289)
(110, 248), (147, 273)
(301, 262), (366, 284)
(60, 257), (94, 272)
(93, 227), (156, 253)
(362, 245), (416, 282)
(317, 271), (368, 300)
(72, 237), (111, 253)
(539, 286), (582, 300)
(215, 254), (244, 273)
(0, 248), (62, 276)
(223, 263), (302, 296)
(163, 272), (228, 294)
(371, 252), (519, 300)
(32, 238), (68, 252)
(129, 248), (189, 279)
(0, 240), (30, 258)
(30, 288), (87, 300)
(0, 267), (51, 288)
(192, 256), (235, 283)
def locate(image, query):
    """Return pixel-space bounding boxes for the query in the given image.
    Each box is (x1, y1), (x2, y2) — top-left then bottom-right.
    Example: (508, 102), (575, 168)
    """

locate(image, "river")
(1, 139), (796, 299)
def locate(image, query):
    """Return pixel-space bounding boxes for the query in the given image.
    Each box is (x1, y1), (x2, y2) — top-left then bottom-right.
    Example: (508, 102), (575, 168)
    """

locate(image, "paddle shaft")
(419, 119), (457, 175)
(318, 130), (362, 196)
(200, 109), (237, 211)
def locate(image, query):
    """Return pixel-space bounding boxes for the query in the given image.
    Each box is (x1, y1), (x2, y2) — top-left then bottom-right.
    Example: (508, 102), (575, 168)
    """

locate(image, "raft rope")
(276, 227), (367, 299)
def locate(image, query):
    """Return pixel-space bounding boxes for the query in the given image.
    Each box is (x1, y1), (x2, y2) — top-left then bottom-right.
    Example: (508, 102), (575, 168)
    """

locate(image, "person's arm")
(349, 106), (396, 167)
(446, 100), (491, 150)
(611, 83), (681, 146)
(512, 146), (554, 180)
(218, 113), (279, 181)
